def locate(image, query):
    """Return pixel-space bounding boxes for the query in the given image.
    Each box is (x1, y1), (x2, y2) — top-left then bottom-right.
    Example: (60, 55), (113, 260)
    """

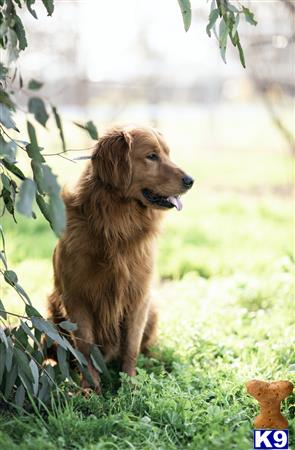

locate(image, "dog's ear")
(92, 129), (133, 193)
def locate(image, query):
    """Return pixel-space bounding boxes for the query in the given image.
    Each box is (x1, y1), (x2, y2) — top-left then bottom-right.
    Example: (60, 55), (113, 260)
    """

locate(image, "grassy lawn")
(0, 118), (294, 449)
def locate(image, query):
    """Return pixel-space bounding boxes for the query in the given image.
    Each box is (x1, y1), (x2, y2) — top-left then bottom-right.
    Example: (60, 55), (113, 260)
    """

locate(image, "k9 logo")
(254, 430), (289, 449)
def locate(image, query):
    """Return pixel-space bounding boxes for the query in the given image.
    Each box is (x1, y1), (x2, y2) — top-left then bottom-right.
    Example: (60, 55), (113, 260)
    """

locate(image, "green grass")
(0, 126), (294, 449)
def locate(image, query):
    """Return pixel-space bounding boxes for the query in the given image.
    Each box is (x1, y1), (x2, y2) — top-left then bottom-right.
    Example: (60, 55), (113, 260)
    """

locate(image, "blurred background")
(2, 0), (294, 351)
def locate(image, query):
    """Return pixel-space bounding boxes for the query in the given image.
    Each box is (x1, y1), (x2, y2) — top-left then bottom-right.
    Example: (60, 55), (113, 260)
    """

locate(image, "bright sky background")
(76, 0), (243, 82)
(19, 0), (292, 90)
(22, 0), (256, 84)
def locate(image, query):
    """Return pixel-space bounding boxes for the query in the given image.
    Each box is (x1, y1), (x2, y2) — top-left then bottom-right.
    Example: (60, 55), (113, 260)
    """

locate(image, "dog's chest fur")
(57, 187), (162, 350)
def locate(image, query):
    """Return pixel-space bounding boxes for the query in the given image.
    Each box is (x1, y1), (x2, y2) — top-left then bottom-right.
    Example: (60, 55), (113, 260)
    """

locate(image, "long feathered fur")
(47, 125), (191, 389)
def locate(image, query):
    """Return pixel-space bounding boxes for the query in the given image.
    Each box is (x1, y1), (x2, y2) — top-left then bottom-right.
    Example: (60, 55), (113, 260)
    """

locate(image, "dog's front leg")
(121, 298), (150, 377)
(67, 302), (101, 393)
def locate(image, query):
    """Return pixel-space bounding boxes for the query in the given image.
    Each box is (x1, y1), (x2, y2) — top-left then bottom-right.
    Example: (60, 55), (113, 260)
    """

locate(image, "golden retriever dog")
(48, 125), (194, 391)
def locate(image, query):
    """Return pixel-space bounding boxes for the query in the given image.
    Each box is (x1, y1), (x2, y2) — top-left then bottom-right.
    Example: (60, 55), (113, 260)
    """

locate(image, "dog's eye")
(146, 153), (159, 161)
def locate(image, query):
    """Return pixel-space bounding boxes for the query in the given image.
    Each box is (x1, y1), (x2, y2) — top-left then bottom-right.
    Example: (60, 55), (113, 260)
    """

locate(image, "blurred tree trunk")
(248, 0), (295, 155)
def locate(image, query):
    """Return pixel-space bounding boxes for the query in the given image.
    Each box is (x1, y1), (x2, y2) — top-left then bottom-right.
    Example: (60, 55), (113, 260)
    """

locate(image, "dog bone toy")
(246, 380), (293, 429)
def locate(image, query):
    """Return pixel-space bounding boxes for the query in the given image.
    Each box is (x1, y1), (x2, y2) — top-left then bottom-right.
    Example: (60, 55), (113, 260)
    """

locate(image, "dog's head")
(91, 126), (194, 210)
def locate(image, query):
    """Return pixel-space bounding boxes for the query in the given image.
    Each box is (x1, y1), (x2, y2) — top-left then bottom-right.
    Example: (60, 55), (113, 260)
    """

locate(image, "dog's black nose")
(182, 175), (194, 189)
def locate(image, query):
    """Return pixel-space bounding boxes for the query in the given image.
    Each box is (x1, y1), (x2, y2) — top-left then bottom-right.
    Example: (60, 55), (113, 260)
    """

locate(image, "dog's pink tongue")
(168, 196), (183, 211)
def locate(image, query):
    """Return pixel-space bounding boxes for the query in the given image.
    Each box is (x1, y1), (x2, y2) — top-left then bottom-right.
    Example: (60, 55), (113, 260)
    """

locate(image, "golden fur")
(48, 125), (193, 391)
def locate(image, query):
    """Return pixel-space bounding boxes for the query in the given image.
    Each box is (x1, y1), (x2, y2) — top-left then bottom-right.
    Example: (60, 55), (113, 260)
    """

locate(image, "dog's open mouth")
(142, 189), (183, 211)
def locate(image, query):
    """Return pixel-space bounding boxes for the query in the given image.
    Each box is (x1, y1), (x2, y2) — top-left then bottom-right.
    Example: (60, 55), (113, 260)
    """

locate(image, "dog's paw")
(81, 377), (102, 395)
